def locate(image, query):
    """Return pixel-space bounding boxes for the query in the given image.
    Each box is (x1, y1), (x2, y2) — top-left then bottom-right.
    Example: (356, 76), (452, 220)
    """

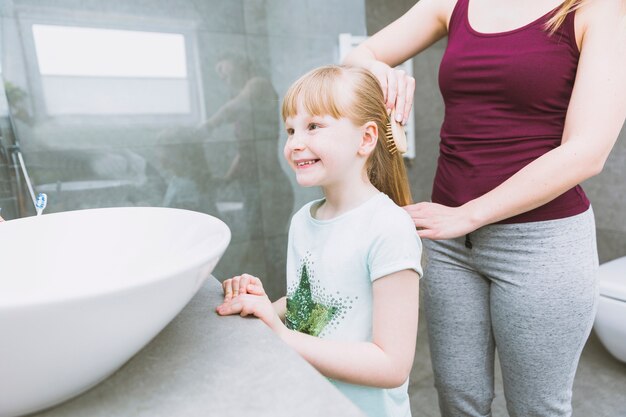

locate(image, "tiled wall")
(366, 0), (626, 264)
(0, 0), (366, 299)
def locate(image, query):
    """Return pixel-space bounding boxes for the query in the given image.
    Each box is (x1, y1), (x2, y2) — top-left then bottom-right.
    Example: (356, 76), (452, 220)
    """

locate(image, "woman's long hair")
(281, 65), (413, 207)
(546, 0), (584, 34)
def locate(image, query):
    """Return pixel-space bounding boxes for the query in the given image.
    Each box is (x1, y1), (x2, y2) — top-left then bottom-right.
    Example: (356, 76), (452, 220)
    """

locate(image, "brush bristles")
(385, 122), (398, 155)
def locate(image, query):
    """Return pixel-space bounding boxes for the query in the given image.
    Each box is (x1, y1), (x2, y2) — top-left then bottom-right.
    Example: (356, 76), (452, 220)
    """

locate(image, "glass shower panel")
(0, 53), (18, 220)
(1, 0), (367, 298)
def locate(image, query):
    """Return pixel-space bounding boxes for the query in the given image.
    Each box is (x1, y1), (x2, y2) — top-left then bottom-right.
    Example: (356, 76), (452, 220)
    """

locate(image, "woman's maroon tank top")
(434, 0), (590, 223)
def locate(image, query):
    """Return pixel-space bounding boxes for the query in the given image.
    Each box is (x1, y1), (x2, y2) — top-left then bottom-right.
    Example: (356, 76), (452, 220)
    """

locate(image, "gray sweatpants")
(422, 207), (599, 417)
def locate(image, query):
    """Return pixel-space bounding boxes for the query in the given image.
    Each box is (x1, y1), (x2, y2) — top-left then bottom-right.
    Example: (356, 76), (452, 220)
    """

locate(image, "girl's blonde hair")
(546, 0), (584, 34)
(281, 65), (413, 207)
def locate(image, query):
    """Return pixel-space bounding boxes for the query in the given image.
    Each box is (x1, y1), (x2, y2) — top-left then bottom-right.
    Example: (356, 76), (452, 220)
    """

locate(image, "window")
(32, 25), (191, 116)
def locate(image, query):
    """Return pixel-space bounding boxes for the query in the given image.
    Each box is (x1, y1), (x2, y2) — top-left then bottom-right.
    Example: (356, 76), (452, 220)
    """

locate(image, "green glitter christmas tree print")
(285, 262), (338, 337)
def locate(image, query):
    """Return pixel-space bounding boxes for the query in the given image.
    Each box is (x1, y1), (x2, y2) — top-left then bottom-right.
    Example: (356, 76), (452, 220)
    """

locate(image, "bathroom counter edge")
(30, 275), (365, 417)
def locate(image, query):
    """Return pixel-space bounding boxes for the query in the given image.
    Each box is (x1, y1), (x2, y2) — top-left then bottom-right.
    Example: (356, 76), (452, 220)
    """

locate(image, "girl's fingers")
(231, 276), (241, 297)
(239, 274), (263, 296)
(222, 279), (233, 301)
(222, 274), (264, 305)
(239, 303), (253, 317)
(239, 275), (250, 294)
(247, 284), (265, 295)
(216, 294), (277, 329)
(240, 273), (258, 288)
(241, 274), (265, 293)
(217, 296), (255, 318)
(248, 275), (263, 288)
(216, 299), (242, 315)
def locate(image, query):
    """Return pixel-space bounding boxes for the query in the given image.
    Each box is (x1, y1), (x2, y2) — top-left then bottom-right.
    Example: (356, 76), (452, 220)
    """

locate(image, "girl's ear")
(358, 121), (378, 157)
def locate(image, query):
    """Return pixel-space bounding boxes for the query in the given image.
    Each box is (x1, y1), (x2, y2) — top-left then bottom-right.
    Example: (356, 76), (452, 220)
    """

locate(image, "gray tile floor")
(409, 305), (626, 417)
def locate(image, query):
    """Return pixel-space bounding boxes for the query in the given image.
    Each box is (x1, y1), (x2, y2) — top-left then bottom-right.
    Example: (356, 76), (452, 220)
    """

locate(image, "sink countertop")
(31, 276), (365, 417)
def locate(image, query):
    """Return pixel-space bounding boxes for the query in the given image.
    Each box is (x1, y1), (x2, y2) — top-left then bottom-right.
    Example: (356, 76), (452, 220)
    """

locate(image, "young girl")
(216, 65), (423, 417)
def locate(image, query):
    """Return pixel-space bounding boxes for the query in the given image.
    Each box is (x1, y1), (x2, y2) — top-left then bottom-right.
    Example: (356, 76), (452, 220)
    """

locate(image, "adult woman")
(344, 0), (626, 416)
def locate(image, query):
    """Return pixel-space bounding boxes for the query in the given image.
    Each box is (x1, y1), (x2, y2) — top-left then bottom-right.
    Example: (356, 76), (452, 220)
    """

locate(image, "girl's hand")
(220, 273), (265, 303)
(404, 202), (480, 240)
(217, 275), (283, 331)
(367, 61), (415, 126)
(216, 292), (283, 332)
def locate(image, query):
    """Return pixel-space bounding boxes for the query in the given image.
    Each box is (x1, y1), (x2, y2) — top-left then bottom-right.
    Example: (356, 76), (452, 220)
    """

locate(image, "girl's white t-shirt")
(285, 192), (423, 417)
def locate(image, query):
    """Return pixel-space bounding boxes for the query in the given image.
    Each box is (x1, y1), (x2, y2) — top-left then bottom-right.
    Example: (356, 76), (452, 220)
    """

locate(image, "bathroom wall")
(365, 0), (626, 264)
(0, 0), (366, 299)
(586, 146), (626, 264)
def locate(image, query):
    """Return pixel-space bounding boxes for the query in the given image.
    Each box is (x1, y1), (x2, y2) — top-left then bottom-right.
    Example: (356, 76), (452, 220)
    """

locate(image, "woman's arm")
(343, 0), (454, 124)
(406, 0), (626, 239)
(217, 270), (420, 388)
(344, 0), (451, 68)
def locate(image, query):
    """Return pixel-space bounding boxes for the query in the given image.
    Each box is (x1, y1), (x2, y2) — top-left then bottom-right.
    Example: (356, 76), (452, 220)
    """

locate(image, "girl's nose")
(288, 133), (306, 151)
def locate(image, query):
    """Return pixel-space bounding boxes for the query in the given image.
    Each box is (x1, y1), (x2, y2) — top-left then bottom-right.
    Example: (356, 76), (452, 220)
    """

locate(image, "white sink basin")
(0, 207), (230, 417)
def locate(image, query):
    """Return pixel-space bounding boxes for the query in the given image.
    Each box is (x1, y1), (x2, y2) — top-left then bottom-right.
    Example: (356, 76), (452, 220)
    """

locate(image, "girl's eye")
(286, 128), (294, 136)
(308, 123), (320, 130)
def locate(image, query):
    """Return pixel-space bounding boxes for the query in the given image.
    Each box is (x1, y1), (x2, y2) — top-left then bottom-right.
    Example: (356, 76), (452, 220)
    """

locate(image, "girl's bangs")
(282, 69), (349, 120)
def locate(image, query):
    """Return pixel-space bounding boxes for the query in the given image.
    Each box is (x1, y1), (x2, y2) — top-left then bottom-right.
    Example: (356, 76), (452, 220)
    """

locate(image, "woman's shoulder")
(441, 0), (463, 30)
(578, 0), (625, 17)
(420, 0), (459, 33)
(576, 0), (625, 37)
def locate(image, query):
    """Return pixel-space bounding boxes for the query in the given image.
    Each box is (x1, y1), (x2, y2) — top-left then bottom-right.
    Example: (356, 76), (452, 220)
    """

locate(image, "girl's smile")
(283, 109), (367, 190)
(294, 158), (320, 168)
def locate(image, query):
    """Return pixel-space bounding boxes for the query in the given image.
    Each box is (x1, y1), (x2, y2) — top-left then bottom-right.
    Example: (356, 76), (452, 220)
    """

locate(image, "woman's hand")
(367, 61), (415, 126)
(403, 202), (480, 240)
